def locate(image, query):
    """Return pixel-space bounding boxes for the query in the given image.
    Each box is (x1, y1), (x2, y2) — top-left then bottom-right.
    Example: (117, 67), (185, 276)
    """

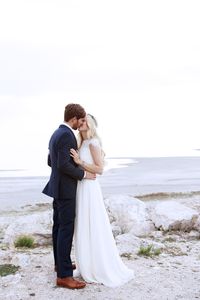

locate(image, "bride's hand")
(70, 149), (82, 165)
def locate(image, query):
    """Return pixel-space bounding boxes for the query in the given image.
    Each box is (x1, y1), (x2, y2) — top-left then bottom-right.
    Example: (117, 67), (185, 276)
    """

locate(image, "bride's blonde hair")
(78, 114), (102, 148)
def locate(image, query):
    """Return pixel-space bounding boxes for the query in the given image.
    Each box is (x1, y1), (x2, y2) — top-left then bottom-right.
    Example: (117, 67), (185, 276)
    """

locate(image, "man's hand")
(85, 171), (96, 180)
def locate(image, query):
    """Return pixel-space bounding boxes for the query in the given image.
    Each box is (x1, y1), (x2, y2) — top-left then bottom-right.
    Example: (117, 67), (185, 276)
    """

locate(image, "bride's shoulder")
(88, 137), (100, 147)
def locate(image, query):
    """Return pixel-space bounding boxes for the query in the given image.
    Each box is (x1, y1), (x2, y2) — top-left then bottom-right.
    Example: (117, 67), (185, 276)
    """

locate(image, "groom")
(43, 103), (96, 289)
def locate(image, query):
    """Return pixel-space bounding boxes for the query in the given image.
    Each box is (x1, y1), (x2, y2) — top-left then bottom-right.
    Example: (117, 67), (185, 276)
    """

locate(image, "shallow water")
(0, 156), (200, 212)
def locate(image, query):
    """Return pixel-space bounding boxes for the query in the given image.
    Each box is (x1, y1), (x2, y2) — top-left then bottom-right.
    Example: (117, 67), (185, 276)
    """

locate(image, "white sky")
(0, 0), (200, 173)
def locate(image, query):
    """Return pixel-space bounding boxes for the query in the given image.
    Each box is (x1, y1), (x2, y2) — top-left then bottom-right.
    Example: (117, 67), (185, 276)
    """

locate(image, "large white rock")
(3, 211), (52, 245)
(151, 201), (198, 231)
(104, 195), (154, 236)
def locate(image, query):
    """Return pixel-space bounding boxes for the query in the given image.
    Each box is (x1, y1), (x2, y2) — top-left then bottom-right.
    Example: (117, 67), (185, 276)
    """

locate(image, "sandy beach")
(0, 157), (200, 299)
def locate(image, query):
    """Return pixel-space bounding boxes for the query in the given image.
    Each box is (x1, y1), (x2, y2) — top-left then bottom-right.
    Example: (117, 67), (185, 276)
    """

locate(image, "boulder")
(151, 201), (198, 231)
(3, 211), (52, 245)
(104, 195), (154, 236)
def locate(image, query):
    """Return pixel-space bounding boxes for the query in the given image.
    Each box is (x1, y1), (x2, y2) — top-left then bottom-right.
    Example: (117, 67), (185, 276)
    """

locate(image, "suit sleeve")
(57, 133), (84, 180)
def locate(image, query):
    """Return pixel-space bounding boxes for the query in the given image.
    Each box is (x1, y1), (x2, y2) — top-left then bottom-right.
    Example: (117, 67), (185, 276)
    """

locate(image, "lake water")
(0, 156), (200, 212)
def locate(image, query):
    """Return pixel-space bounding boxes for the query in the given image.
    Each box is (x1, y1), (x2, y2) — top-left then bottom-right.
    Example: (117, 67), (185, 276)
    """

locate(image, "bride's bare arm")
(70, 144), (104, 175)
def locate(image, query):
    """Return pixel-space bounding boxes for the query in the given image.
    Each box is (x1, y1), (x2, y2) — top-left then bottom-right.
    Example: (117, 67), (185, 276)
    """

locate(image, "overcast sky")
(0, 0), (200, 174)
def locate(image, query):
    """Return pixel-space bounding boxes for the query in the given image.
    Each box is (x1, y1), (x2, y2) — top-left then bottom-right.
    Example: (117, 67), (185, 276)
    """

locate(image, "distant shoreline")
(0, 156), (200, 212)
(1, 155), (199, 178)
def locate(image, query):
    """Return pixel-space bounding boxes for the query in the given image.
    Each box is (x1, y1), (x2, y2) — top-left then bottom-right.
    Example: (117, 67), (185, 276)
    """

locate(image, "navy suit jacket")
(42, 124), (84, 199)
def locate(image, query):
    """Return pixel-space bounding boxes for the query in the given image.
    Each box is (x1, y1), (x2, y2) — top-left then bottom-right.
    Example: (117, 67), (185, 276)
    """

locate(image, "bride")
(70, 114), (134, 287)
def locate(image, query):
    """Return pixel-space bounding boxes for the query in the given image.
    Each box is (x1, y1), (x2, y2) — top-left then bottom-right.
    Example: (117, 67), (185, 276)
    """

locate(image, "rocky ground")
(0, 195), (200, 300)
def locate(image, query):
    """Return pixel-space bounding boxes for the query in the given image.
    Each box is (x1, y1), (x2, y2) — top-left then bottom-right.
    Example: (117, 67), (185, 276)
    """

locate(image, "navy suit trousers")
(52, 198), (76, 278)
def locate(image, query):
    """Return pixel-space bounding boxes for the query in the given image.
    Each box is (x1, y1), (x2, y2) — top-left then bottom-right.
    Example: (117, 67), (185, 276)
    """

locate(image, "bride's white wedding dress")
(74, 138), (134, 287)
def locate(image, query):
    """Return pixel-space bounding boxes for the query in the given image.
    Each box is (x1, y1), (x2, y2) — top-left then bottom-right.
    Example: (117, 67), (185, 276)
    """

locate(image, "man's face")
(72, 117), (86, 130)
(78, 118), (89, 132)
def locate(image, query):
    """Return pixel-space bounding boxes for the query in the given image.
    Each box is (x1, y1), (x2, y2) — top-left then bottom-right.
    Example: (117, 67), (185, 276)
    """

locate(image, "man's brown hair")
(64, 103), (86, 122)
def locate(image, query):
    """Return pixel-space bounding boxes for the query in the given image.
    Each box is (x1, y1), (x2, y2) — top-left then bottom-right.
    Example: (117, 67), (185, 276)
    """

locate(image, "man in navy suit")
(43, 103), (96, 289)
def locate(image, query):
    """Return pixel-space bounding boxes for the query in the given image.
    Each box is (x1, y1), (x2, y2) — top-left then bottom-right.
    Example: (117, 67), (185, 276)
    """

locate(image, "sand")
(1, 157), (200, 299)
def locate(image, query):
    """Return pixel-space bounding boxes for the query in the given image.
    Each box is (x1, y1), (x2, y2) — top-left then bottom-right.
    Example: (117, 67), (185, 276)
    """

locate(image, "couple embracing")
(43, 103), (134, 289)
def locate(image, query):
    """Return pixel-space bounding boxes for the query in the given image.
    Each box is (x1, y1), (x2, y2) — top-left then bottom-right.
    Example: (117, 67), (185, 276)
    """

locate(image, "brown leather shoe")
(57, 277), (86, 289)
(54, 264), (76, 272)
